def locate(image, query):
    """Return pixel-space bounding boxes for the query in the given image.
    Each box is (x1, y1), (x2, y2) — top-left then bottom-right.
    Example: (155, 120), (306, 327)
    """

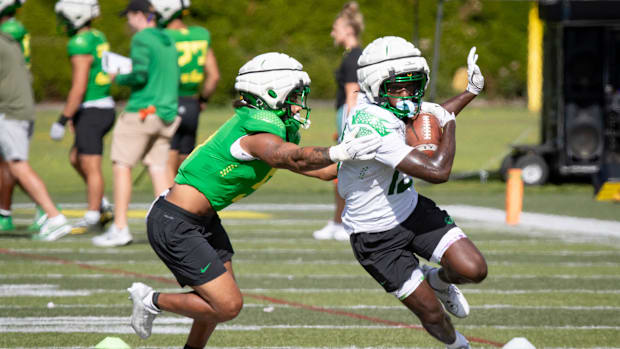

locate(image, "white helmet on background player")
(54, 0), (99, 35)
(0, 0), (25, 17)
(150, 0), (189, 26)
(235, 52), (312, 129)
(357, 36), (430, 119)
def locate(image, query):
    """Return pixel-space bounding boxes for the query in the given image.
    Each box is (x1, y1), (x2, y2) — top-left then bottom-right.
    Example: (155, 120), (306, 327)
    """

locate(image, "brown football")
(405, 112), (442, 157)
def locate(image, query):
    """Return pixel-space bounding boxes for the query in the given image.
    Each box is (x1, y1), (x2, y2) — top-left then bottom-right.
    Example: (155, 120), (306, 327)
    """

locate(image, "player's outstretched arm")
(242, 128), (381, 172)
(295, 163), (339, 181)
(440, 46), (484, 116)
(396, 120), (456, 184)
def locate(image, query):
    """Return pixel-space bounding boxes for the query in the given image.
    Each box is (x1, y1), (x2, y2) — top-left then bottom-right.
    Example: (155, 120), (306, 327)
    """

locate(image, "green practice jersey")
(67, 29), (111, 103)
(116, 27), (179, 123)
(175, 107), (301, 211)
(165, 26), (211, 97)
(0, 18), (30, 68)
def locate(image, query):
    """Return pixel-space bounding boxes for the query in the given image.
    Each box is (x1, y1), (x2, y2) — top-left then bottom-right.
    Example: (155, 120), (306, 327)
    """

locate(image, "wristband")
(57, 114), (70, 126)
(198, 95), (209, 104)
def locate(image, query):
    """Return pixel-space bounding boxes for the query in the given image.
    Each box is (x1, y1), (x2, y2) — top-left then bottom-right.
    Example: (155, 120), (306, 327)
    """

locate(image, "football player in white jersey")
(338, 36), (486, 349)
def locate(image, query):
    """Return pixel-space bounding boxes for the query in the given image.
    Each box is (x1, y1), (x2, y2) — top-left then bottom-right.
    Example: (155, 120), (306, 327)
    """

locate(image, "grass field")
(1, 104), (619, 348)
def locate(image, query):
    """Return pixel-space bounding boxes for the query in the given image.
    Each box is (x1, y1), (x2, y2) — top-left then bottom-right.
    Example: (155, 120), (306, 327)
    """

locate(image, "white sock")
(0, 209), (11, 217)
(84, 210), (101, 225)
(101, 197), (111, 210)
(47, 214), (67, 226)
(446, 331), (469, 349)
(428, 268), (450, 291)
(142, 290), (161, 314)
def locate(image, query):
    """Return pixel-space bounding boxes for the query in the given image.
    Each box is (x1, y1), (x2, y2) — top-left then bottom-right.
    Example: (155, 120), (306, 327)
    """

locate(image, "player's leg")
(168, 96), (200, 179)
(144, 114), (181, 196)
(401, 281), (457, 344)
(408, 195), (485, 318)
(133, 197), (241, 342)
(0, 159), (16, 231)
(436, 237), (487, 285)
(93, 112), (146, 246)
(350, 227), (469, 348)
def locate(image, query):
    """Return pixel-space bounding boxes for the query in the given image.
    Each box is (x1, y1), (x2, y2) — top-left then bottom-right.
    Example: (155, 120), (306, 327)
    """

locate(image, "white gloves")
(329, 126), (381, 162)
(420, 102), (455, 127)
(466, 46), (484, 95)
(50, 122), (66, 141)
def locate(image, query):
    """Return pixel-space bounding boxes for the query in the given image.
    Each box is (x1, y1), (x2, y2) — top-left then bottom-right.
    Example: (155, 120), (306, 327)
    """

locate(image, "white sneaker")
(127, 282), (160, 339)
(33, 215), (71, 241)
(332, 223), (350, 241)
(92, 225), (133, 247)
(421, 265), (470, 318)
(313, 220), (338, 240)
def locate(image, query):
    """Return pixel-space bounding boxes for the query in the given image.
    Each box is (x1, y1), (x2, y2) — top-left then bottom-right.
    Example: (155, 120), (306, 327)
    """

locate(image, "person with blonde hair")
(313, 1), (365, 240)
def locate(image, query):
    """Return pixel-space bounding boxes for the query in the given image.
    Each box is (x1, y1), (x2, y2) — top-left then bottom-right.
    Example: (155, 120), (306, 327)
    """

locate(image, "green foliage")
(18, 0), (529, 103)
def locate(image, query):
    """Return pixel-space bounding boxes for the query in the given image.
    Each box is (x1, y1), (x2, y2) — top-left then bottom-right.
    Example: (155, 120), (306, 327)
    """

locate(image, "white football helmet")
(0, 0), (25, 17)
(150, 0), (189, 26)
(357, 36), (430, 117)
(235, 51), (311, 109)
(55, 0), (99, 34)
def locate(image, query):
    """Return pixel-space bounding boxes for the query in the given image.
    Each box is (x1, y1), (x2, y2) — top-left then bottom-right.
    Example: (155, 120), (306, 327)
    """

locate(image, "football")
(405, 112), (442, 157)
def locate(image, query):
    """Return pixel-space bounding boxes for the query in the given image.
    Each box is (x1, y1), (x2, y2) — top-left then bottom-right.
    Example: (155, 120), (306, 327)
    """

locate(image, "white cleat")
(313, 220), (348, 241)
(421, 264), (470, 318)
(127, 282), (160, 339)
(33, 215), (72, 241)
(92, 225), (133, 247)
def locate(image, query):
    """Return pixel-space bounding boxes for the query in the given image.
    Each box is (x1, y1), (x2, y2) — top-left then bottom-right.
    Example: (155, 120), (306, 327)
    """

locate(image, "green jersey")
(165, 26), (211, 97)
(0, 18), (30, 68)
(175, 107), (301, 211)
(116, 27), (179, 123)
(67, 29), (111, 103)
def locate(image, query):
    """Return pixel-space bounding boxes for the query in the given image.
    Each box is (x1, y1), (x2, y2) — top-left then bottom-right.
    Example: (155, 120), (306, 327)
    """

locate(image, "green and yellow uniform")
(0, 17), (30, 68)
(116, 27), (179, 123)
(165, 26), (211, 96)
(67, 29), (111, 103)
(175, 107), (301, 211)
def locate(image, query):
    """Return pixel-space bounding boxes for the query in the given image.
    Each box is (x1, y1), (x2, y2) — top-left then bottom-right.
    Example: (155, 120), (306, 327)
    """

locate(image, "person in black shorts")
(50, 0), (115, 232)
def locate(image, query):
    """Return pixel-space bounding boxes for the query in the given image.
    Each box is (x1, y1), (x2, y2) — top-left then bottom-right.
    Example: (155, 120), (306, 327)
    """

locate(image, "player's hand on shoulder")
(420, 102), (455, 128)
(329, 126), (382, 162)
(466, 46), (484, 95)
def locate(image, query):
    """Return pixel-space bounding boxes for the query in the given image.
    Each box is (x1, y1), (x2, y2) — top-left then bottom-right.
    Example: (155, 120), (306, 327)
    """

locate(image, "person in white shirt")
(338, 36), (486, 349)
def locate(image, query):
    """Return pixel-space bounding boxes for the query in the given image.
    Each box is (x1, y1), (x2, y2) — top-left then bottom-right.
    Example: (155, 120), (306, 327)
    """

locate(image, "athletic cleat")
(313, 220), (348, 241)
(421, 264), (470, 318)
(70, 218), (92, 235)
(127, 282), (160, 339)
(32, 215), (72, 241)
(92, 225), (132, 247)
(0, 215), (15, 231)
(98, 202), (114, 229)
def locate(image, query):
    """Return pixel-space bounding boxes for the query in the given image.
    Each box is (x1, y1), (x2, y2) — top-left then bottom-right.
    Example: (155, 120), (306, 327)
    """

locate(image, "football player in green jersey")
(126, 52), (381, 347)
(50, 0), (115, 233)
(0, 0), (28, 231)
(150, 0), (221, 179)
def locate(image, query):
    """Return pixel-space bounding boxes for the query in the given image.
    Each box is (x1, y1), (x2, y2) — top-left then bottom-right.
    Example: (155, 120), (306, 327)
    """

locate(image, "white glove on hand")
(50, 122), (66, 141)
(329, 126), (381, 162)
(466, 46), (484, 95)
(421, 103), (455, 127)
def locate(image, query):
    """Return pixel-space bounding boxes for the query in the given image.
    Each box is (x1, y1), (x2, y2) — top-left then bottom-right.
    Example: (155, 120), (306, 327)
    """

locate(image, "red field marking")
(0, 247), (504, 347)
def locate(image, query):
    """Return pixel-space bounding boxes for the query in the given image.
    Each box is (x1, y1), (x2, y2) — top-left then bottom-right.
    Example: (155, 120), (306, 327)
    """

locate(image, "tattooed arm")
(241, 133), (335, 171)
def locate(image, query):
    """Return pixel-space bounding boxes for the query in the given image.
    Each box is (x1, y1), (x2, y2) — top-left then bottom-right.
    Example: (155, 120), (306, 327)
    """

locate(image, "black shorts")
(72, 107), (115, 155)
(146, 196), (233, 287)
(170, 96), (201, 155)
(350, 194), (464, 293)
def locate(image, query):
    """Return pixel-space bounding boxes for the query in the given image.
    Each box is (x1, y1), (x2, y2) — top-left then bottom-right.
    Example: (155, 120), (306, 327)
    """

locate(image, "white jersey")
(338, 95), (450, 234)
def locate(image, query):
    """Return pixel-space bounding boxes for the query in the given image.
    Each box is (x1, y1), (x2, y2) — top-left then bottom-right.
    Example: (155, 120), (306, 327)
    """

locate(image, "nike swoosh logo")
(200, 263), (211, 273)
